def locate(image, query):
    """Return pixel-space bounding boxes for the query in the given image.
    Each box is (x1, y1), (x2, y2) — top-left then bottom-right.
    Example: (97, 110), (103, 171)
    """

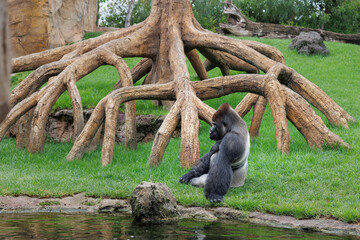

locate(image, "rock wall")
(8, 0), (98, 57)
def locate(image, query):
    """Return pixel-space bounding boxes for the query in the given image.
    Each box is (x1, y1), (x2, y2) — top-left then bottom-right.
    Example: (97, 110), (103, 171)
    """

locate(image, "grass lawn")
(1, 35), (359, 223)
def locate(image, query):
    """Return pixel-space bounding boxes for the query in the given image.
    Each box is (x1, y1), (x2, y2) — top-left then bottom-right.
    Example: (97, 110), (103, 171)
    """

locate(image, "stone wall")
(8, 0), (98, 57)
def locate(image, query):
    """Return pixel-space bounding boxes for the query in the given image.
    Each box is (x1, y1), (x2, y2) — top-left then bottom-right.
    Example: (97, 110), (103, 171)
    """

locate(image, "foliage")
(233, 0), (300, 24)
(191, 0), (227, 32)
(131, 0), (151, 25)
(233, 0), (360, 34)
(5, 36), (360, 222)
(325, 0), (360, 34)
(98, 0), (129, 28)
(98, 0), (150, 28)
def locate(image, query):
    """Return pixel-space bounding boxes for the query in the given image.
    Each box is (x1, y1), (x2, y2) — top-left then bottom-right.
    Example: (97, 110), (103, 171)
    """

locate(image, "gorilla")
(179, 103), (250, 202)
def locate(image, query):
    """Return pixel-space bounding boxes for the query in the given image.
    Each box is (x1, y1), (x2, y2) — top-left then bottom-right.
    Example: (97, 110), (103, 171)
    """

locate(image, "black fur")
(178, 141), (220, 184)
(179, 103), (249, 203)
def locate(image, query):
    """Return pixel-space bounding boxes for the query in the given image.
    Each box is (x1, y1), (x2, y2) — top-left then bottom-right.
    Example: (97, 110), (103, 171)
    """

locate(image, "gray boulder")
(130, 182), (179, 223)
(289, 31), (329, 56)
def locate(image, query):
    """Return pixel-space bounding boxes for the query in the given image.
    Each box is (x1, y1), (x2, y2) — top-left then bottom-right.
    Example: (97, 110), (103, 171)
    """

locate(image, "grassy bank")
(2, 36), (359, 223)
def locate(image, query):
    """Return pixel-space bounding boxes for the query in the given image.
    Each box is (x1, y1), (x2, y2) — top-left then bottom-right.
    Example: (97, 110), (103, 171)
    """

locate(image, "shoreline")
(1, 193), (359, 238)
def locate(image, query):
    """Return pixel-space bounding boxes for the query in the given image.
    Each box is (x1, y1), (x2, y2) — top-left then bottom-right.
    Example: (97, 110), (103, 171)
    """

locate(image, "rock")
(178, 206), (218, 221)
(60, 192), (86, 209)
(289, 31), (329, 56)
(0, 193), (131, 213)
(8, 0), (98, 57)
(130, 182), (179, 223)
(98, 199), (129, 213)
(213, 207), (247, 221)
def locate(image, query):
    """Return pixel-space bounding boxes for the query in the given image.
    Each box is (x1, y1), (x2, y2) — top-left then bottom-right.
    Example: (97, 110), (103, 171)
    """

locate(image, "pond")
(0, 213), (355, 239)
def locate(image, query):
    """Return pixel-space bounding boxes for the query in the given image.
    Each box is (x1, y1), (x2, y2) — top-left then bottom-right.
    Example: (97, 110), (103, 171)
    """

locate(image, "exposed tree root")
(0, 0), (355, 168)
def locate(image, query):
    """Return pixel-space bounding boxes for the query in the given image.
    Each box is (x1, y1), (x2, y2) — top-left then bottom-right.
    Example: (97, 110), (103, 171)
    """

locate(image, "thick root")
(235, 93), (260, 117)
(67, 99), (107, 160)
(180, 97), (200, 168)
(149, 98), (182, 166)
(263, 63), (289, 153)
(102, 98), (121, 166)
(186, 49), (208, 80)
(248, 96), (267, 139)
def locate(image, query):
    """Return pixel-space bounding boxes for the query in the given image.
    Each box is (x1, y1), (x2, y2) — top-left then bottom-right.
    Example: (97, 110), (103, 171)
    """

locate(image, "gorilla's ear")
(212, 103), (231, 122)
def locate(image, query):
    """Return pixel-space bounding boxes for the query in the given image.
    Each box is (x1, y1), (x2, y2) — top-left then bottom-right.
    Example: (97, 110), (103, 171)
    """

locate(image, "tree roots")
(0, 0), (356, 168)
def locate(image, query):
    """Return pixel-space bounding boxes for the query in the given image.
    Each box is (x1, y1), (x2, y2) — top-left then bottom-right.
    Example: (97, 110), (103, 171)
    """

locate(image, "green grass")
(3, 36), (360, 223)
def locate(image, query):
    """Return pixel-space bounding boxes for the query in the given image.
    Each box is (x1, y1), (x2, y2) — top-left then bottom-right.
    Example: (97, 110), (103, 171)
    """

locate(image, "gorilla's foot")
(206, 193), (224, 203)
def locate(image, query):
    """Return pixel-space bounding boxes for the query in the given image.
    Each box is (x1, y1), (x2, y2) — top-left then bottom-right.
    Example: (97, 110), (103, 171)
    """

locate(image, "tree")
(0, 0), (11, 123)
(0, 0), (355, 168)
(125, 0), (136, 28)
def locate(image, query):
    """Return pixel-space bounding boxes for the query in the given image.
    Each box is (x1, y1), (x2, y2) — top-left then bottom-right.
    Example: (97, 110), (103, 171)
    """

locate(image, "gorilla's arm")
(179, 141), (221, 184)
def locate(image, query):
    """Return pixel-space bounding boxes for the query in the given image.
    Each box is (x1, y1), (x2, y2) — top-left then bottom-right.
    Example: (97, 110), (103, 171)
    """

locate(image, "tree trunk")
(220, 2), (360, 45)
(0, 0), (356, 168)
(125, 0), (136, 28)
(0, 0), (11, 123)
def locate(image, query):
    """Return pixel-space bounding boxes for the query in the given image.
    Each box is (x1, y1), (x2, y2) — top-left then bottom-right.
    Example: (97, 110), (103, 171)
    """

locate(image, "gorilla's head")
(209, 103), (234, 140)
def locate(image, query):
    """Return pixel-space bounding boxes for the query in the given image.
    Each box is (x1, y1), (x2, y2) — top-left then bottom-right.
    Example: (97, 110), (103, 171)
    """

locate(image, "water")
(0, 213), (355, 239)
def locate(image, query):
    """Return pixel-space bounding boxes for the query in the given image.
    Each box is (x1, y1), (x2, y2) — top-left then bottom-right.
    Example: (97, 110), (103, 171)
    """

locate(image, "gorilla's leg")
(230, 161), (248, 187)
(190, 174), (208, 187)
(204, 155), (233, 202)
(192, 160), (248, 188)
(190, 152), (218, 187)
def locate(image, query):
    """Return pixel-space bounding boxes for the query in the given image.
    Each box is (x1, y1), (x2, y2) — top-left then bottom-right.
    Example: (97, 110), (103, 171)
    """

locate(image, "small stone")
(130, 182), (179, 223)
(289, 31), (329, 56)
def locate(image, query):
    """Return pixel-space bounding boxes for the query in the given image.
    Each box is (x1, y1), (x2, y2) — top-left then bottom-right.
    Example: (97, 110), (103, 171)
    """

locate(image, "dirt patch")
(0, 194), (359, 238)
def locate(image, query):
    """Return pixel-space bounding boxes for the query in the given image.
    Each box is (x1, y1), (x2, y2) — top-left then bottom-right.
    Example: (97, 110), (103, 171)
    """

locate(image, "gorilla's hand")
(179, 172), (194, 184)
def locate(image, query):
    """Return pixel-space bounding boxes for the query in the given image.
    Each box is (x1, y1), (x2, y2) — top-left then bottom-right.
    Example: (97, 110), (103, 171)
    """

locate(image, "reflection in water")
(0, 213), (355, 239)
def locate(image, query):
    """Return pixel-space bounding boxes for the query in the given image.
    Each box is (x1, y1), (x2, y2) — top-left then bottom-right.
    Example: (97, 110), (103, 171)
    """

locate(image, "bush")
(191, 0), (227, 32)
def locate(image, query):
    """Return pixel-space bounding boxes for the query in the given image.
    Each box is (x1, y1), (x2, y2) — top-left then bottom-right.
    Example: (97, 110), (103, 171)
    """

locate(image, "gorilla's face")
(209, 121), (226, 141)
(210, 105), (233, 141)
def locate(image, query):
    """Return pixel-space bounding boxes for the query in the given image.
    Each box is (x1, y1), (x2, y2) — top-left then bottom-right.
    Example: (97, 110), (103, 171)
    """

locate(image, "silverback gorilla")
(179, 103), (250, 202)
